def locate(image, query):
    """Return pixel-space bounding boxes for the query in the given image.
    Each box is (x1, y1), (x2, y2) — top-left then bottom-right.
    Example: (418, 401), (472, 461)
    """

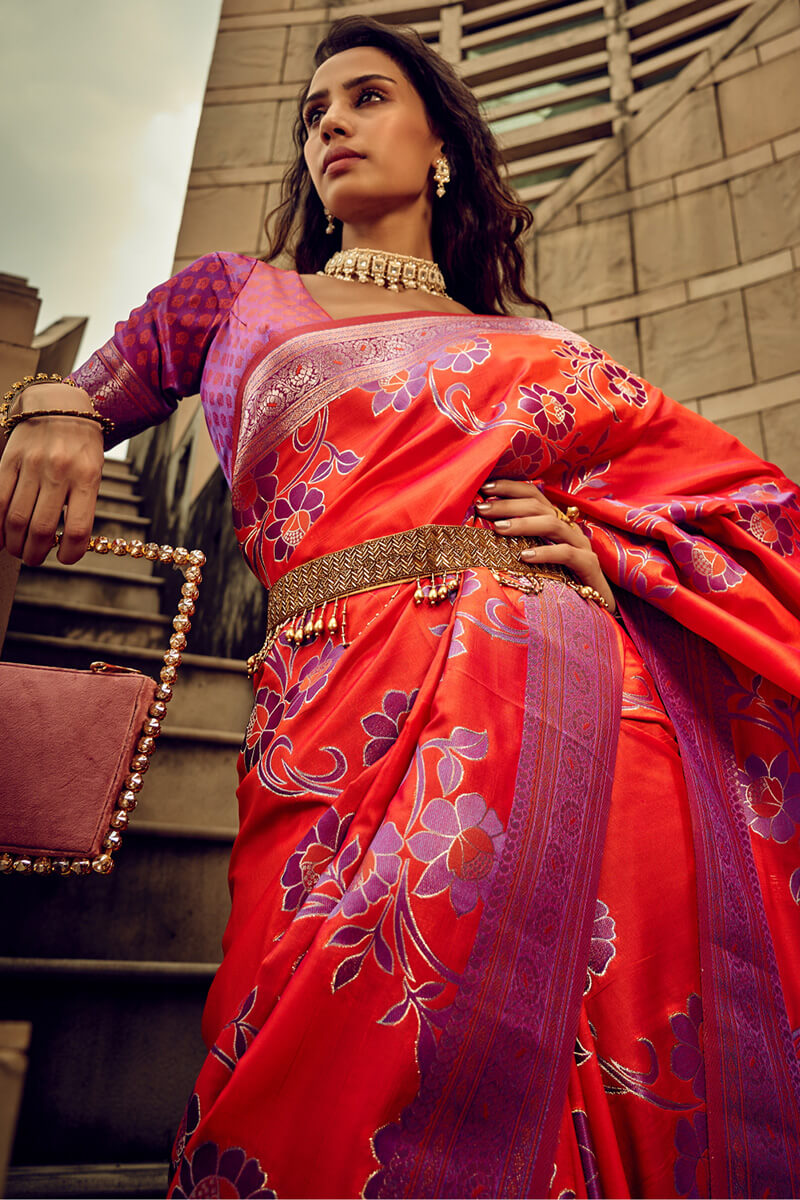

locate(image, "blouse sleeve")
(67, 252), (257, 448)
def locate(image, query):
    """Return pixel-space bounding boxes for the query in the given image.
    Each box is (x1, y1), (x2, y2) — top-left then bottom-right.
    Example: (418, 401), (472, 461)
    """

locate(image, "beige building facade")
(150, 0), (800, 511)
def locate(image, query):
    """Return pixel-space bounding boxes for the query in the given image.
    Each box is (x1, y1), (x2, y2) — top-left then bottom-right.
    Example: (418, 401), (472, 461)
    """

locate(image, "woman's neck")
(339, 209), (435, 261)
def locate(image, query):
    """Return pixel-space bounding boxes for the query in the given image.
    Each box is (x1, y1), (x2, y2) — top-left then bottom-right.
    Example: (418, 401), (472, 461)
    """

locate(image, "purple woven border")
(620, 595), (800, 1197)
(369, 585), (622, 1198)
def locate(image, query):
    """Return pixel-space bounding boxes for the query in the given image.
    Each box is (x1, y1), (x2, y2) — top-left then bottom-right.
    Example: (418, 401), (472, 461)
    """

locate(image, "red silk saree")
(71, 253), (800, 1198)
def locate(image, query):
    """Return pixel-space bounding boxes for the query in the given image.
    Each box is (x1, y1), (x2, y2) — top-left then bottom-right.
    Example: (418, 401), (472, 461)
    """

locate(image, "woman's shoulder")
(172, 253), (314, 314)
(189, 255), (325, 331)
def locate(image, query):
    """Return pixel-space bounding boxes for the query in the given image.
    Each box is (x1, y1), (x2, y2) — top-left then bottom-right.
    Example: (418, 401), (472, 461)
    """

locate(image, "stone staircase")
(1, 458), (253, 1199)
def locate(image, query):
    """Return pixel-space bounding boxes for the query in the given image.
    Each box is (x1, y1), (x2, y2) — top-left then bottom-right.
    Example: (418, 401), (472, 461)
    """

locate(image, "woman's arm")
(0, 252), (256, 567)
(477, 478), (617, 612)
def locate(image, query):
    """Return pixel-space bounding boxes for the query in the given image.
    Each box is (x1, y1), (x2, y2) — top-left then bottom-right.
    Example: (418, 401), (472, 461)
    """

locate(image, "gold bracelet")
(566, 581), (609, 610)
(2, 372), (76, 410)
(0, 407), (114, 438)
(0, 373), (113, 439)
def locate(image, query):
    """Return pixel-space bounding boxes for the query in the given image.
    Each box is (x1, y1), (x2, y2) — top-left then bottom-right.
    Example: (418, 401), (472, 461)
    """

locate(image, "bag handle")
(0, 533), (206, 878)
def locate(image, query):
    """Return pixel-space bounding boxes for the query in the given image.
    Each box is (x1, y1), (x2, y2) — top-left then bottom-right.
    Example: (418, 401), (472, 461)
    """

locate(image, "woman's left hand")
(476, 479), (616, 613)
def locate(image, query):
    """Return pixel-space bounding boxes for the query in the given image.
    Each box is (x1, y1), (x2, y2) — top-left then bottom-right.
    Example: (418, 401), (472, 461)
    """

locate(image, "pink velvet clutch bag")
(0, 534), (206, 877)
(0, 663), (156, 862)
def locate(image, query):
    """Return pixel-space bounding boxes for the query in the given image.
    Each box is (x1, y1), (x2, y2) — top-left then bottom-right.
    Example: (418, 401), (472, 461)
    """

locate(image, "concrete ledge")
(129, 820), (237, 841)
(3, 629), (246, 672)
(5, 1163), (169, 1200)
(6, 595), (170, 625)
(698, 371), (800, 419)
(687, 249), (793, 300)
(0, 957), (219, 980)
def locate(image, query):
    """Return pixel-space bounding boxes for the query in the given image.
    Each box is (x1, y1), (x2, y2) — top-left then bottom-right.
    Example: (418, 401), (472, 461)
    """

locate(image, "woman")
(1, 17), (799, 1199)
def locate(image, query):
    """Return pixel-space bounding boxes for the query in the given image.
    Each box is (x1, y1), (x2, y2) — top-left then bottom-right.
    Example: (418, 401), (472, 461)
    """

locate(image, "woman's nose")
(319, 103), (351, 140)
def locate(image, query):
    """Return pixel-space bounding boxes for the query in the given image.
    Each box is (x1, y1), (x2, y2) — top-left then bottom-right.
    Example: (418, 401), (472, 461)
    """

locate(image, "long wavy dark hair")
(262, 16), (550, 317)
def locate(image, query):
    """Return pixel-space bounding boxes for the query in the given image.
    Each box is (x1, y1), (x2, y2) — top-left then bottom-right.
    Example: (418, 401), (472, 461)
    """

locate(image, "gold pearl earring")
(433, 156), (450, 199)
(324, 210), (336, 235)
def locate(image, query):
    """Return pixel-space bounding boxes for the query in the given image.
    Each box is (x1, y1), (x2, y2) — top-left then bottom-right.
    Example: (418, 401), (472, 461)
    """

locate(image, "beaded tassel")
(327, 597), (339, 635)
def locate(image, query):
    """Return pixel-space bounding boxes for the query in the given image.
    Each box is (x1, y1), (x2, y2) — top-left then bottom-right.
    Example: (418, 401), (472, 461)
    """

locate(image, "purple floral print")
(556, 340), (606, 371)
(242, 690), (285, 773)
(584, 899), (616, 993)
(433, 336), (491, 372)
(572, 1109), (601, 1198)
(672, 536), (745, 593)
(740, 750), (800, 842)
(601, 361), (648, 408)
(232, 450), (279, 529)
(264, 481), (325, 561)
(211, 988), (259, 1074)
(281, 808), (354, 911)
(172, 1092), (201, 1174)
(518, 383), (576, 441)
(733, 492), (796, 556)
(362, 689), (419, 766)
(342, 822), (403, 918)
(670, 993), (705, 1100)
(365, 363), (428, 414)
(173, 1141), (276, 1198)
(674, 1112), (708, 1199)
(492, 428), (545, 479)
(410, 792), (504, 915)
(283, 640), (345, 718)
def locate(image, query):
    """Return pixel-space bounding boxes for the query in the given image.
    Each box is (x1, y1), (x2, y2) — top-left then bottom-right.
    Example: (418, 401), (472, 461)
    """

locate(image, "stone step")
(97, 475), (139, 500)
(137, 727), (241, 828)
(90, 488), (143, 519)
(62, 545), (157, 578)
(101, 458), (138, 484)
(6, 1162), (167, 1200)
(1, 958), (215, 1171)
(6, 597), (171, 649)
(2, 633), (253, 729)
(16, 560), (164, 613)
(1, 832), (232, 964)
(92, 506), (151, 542)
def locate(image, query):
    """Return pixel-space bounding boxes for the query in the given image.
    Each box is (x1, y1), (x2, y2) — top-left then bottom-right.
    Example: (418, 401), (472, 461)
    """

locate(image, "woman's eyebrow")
(303, 73), (398, 107)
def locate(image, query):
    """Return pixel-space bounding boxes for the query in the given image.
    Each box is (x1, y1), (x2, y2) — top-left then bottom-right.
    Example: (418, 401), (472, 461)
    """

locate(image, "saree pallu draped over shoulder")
(69, 260), (800, 1199)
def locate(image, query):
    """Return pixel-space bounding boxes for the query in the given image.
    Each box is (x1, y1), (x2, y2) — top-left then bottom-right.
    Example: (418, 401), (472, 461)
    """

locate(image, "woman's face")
(302, 46), (442, 225)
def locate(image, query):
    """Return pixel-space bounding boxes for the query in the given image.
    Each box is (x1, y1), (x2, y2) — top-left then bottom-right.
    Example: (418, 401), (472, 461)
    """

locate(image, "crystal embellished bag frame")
(0, 533), (205, 878)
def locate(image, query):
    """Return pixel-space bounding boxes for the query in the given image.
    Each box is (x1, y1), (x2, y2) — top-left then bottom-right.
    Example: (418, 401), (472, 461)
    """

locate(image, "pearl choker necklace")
(319, 248), (449, 298)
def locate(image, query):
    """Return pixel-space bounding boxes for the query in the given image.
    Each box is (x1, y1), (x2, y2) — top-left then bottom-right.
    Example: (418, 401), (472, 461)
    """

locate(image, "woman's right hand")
(0, 382), (104, 566)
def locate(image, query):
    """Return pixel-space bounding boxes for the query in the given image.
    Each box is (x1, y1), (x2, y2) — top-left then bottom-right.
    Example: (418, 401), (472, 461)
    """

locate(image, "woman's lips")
(324, 153), (364, 175)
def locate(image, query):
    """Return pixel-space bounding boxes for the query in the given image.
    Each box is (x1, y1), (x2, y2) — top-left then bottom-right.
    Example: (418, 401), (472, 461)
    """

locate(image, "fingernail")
(495, 519), (510, 529)
(481, 481), (496, 491)
(475, 501), (491, 511)
(520, 548), (536, 559)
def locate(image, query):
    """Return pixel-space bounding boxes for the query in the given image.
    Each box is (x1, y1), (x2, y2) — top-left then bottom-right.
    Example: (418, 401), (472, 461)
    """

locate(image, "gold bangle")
(2, 372), (77, 409)
(0, 407), (114, 438)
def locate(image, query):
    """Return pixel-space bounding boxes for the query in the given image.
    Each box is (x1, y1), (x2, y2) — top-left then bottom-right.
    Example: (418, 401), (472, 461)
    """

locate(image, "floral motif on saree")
(68, 254), (800, 1199)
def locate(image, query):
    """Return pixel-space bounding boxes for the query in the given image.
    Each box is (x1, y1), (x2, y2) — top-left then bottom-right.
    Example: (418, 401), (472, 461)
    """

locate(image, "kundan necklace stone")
(319, 248), (449, 297)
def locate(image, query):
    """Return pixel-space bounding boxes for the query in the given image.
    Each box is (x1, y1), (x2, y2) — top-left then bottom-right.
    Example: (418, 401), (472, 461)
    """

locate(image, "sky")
(1, 0), (223, 367)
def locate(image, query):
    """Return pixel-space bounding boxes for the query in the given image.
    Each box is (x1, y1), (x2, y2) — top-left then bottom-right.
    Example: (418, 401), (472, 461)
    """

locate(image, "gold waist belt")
(247, 524), (570, 676)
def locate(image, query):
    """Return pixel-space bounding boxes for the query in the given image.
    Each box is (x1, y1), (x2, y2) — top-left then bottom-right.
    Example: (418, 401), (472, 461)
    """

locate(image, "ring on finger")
(555, 505), (581, 527)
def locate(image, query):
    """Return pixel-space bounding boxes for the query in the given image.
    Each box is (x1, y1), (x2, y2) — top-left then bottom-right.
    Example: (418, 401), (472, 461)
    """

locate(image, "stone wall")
(127, 0), (800, 660)
(532, 0), (800, 481)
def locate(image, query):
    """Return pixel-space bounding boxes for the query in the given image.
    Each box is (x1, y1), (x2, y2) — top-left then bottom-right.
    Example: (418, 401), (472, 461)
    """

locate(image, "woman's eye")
(304, 87), (386, 129)
(356, 87), (385, 105)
